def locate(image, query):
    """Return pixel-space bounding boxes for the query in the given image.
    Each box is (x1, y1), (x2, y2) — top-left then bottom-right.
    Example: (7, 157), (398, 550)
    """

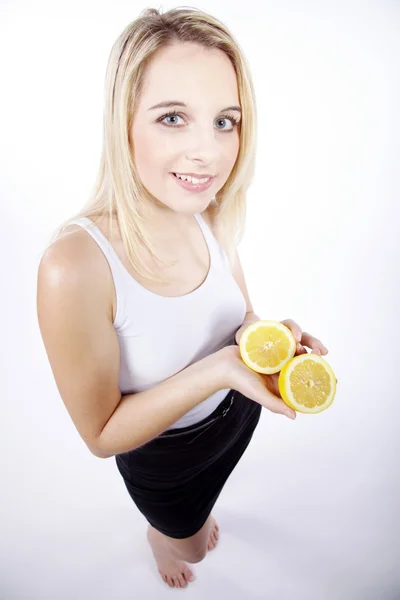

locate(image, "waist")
(160, 390), (236, 438)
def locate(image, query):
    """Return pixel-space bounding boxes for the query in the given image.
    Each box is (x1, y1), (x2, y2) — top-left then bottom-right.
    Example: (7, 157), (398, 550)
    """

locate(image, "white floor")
(1, 367), (398, 599)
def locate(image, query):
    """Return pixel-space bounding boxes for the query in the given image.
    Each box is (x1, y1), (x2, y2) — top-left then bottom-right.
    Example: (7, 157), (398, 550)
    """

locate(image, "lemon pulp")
(278, 354), (336, 414)
(239, 320), (297, 375)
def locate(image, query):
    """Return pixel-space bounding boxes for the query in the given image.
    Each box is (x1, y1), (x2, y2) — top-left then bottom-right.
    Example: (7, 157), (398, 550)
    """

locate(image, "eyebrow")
(148, 101), (242, 113)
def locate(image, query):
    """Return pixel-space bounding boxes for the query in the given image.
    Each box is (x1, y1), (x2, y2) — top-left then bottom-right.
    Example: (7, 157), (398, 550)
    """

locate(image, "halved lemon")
(239, 320), (297, 375)
(278, 354), (337, 414)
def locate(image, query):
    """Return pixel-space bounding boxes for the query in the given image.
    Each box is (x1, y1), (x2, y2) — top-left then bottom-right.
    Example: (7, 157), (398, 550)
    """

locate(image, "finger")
(281, 321), (329, 355)
(256, 379), (296, 418)
(296, 344), (324, 356)
(295, 343), (308, 355)
(269, 399), (296, 419)
(261, 376), (296, 419)
(264, 373), (281, 397)
(300, 332), (328, 355)
(280, 319), (302, 342)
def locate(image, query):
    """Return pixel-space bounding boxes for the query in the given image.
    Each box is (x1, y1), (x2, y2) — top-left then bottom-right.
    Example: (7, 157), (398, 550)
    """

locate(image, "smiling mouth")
(172, 173), (214, 182)
(171, 172), (216, 192)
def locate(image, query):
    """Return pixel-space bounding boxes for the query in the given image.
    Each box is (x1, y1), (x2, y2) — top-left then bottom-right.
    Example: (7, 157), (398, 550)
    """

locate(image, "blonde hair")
(48, 6), (258, 283)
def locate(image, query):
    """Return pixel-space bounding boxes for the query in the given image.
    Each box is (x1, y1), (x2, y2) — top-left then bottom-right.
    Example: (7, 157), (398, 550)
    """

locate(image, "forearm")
(95, 348), (229, 457)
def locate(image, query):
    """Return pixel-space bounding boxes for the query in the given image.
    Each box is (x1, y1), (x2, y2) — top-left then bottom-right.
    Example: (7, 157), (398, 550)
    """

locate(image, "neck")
(141, 204), (195, 236)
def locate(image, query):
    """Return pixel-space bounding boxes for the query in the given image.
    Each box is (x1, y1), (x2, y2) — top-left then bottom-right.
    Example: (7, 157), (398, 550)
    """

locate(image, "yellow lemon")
(239, 320), (297, 375)
(278, 354), (337, 414)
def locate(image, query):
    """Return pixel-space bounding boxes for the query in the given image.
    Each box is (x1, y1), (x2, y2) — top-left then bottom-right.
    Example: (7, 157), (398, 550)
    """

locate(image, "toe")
(209, 527), (219, 549)
(178, 574), (187, 588)
(173, 576), (181, 588)
(183, 567), (195, 582)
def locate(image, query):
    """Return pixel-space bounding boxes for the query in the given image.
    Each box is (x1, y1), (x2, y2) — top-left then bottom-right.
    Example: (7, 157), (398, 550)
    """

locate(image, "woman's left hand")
(263, 318), (331, 399)
(280, 318), (329, 357)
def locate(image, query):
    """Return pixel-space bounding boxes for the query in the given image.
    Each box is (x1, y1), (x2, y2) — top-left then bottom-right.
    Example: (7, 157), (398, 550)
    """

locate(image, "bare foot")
(207, 515), (220, 551)
(147, 515), (220, 587)
(147, 525), (195, 588)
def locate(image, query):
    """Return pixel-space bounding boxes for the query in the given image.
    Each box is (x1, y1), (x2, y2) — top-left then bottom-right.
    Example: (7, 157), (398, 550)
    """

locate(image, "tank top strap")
(68, 216), (126, 327)
(68, 216), (123, 266)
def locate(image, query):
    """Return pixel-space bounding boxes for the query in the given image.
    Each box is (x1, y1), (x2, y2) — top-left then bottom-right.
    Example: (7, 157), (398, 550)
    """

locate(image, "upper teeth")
(175, 173), (211, 184)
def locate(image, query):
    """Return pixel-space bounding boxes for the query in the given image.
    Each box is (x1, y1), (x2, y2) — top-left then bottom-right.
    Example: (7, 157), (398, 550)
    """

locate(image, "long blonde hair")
(48, 6), (258, 283)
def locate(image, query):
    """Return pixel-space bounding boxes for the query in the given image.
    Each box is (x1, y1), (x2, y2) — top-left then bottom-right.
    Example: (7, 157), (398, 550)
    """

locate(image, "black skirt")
(114, 389), (262, 539)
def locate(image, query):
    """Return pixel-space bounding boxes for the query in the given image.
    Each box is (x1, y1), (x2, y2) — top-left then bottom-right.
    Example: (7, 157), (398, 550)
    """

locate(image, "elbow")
(87, 438), (115, 459)
(94, 450), (115, 459)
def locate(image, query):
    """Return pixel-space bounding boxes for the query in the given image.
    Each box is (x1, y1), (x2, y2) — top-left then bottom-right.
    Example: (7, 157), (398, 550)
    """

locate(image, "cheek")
(134, 127), (176, 164)
(222, 134), (240, 172)
(131, 128), (166, 178)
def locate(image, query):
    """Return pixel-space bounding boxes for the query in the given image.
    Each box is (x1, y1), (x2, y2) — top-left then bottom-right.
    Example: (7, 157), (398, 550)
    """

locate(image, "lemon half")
(278, 354), (337, 414)
(239, 320), (297, 375)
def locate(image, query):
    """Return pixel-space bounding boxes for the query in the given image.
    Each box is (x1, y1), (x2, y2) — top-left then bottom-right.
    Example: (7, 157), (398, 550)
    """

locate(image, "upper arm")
(231, 247), (254, 315)
(36, 236), (122, 458)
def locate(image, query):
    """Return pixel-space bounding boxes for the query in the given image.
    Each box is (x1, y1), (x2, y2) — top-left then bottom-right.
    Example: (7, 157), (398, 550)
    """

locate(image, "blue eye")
(157, 111), (240, 131)
(161, 113), (184, 126)
(215, 116), (240, 131)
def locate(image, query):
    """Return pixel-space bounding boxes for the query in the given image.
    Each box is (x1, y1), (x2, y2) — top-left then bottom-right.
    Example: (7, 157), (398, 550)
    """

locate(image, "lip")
(171, 172), (215, 193)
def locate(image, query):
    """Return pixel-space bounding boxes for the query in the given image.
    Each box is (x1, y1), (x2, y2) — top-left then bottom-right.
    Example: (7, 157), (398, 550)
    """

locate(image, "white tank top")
(69, 213), (247, 429)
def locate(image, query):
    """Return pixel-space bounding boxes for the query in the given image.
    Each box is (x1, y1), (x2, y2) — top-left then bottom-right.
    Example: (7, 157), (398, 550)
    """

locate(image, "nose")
(185, 125), (221, 166)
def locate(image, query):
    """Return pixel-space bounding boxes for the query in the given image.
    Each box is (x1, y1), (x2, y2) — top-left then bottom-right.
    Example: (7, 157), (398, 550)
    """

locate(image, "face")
(130, 42), (241, 223)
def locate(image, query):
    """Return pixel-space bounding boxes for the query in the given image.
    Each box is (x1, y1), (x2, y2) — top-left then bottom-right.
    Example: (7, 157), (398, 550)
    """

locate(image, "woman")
(36, 7), (328, 589)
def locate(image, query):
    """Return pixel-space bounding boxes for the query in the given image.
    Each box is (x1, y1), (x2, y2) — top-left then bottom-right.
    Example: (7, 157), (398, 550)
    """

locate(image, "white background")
(1, 0), (398, 598)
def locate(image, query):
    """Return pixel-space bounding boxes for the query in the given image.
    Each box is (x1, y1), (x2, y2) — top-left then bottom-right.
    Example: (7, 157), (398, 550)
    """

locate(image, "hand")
(218, 345), (297, 419)
(280, 318), (329, 357)
(265, 318), (333, 398)
(235, 313), (260, 345)
(235, 316), (328, 356)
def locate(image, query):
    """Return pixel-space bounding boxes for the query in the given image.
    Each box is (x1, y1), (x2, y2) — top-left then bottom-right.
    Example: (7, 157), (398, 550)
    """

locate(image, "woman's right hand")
(217, 345), (297, 420)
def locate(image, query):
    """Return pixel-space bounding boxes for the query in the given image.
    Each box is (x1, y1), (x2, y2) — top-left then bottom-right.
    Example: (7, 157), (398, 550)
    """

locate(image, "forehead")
(139, 42), (239, 107)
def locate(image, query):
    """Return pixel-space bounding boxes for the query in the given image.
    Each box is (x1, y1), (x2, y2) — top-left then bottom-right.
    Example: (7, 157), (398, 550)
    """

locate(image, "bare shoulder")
(37, 227), (110, 341)
(40, 224), (114, 321)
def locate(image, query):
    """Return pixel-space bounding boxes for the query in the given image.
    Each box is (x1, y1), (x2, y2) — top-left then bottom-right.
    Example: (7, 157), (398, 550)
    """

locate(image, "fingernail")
(286, 411), (296, 419)
(296, 332), (302, 341)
